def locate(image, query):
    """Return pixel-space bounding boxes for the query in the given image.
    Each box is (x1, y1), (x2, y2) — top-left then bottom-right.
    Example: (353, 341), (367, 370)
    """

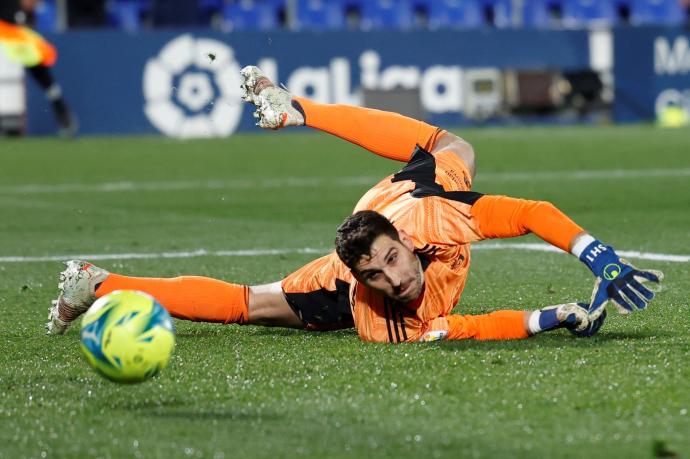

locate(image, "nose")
(384, 269), (401, 288)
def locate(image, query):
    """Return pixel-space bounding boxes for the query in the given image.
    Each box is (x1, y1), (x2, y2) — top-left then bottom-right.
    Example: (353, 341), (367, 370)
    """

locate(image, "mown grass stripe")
(1, 243), (687, 264)
(2, 167), (689, 195)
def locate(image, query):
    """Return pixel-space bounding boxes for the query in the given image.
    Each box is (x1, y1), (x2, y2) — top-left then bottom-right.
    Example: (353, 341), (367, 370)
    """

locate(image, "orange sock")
(294, 97), (444, 162)
(95, 274), (248, 324)
(471, 195), (585, 252)
(446, 311), (529, 340)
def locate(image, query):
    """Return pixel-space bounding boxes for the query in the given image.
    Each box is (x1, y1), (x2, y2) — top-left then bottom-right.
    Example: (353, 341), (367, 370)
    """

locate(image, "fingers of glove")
(633, 269), (664, 291)
(620, 285), (648, 310)
(586, 308), (607, 335)
(588, 305), (606, 322)
(610, 290), (634, 314)
(588, 279), (609, 315)
(628, 278), (655, 301)
(620, 258), (662, 283)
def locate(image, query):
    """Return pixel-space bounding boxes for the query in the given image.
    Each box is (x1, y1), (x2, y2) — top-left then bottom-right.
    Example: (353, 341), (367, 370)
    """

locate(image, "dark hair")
(335, 210), (399, 271)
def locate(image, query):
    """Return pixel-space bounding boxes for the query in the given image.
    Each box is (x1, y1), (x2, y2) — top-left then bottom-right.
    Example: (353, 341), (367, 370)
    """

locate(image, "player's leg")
(46, 254), (353, 334)
(27, 65), (77, 137)
(240, 66), (443, 162)
(46, 261), (304, 334)
(280, 252), (355, 331)
(46, 260), (257, 334)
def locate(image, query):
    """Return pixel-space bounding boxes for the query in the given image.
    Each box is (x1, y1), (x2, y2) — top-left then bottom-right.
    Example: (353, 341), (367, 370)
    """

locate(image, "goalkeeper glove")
(578, 239), (663, 316)
(528, 302), (605, 338)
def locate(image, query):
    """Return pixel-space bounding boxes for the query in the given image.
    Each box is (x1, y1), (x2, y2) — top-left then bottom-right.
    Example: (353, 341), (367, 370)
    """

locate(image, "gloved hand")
(579, 240), (663, 317)
(528, 302), (605, 337)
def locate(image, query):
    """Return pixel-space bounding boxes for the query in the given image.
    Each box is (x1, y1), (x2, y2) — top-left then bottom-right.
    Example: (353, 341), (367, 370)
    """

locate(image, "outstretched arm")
(471, 195), (663, 315)
(439, 303), (603, 341)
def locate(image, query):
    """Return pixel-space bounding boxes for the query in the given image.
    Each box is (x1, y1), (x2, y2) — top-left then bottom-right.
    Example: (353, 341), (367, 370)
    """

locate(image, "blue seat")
(34, 0), (58, 33)
(476, 0), (514, 27)
(562, 0), (618, 27)
(426, 0), (484, 29)
(222, 1), (280, 31)
(295, 0), (345, 30)
(107, 1), (151, 32)
(198, 0), (224, 24)
(199, 0), (224, 16)
(199, 0), (224, 11)
(522, 0), (565, 28)
(360, 0), (415, 30)
(629, 0), (686, 25)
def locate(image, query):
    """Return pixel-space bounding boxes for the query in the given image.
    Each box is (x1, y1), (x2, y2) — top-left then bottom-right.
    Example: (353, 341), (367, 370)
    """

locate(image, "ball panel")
(79, 290), (175, 384)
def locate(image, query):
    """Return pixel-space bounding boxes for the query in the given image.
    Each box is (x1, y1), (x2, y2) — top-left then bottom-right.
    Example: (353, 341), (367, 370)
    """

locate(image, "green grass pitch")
(1, 125), (689, 459)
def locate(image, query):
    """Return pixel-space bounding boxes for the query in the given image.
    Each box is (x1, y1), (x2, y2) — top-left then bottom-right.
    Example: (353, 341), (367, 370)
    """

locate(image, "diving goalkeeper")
(46, 66), (663, 343)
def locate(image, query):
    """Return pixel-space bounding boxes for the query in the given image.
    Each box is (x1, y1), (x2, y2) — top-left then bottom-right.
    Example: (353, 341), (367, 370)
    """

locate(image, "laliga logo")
(143, 34), (242, 138)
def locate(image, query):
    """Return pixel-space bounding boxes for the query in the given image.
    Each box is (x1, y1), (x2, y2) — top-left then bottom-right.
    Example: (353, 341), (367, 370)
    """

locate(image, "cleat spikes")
(241, 65), (304, 129)
(47, 260), (109, 335)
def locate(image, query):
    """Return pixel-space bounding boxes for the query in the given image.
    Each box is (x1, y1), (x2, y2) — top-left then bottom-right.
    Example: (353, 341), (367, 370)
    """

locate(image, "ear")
(398, 229), (415, 252)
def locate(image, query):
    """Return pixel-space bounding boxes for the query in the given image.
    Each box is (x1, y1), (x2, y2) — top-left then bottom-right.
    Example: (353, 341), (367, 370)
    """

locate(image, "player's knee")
(248, 283), (304, 328)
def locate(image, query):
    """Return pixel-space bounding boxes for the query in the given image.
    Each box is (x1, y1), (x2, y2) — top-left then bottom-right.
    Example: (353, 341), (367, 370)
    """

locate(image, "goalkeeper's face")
(353, 231), (424, 303)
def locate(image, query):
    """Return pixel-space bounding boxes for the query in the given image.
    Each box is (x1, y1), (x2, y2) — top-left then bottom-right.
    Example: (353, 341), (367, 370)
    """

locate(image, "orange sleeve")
(470, 195), (584, 252)
(294, 97), (444, 162)
(446, 311), (529, 340)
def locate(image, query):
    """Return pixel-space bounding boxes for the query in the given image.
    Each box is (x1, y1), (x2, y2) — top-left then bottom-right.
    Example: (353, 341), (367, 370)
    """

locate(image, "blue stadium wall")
(25, 26), (690, 136)
(614, 27), (690, 122)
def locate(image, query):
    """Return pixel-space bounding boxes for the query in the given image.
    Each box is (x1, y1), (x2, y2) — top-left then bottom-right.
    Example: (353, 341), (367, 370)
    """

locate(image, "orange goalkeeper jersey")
(283, 101), (583, 342)
(349, 145), (485, 342)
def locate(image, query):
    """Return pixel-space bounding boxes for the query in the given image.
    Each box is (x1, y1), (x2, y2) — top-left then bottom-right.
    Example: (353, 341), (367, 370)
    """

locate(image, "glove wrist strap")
(578, 239), (618, 277)
(528, 308), (565, 334)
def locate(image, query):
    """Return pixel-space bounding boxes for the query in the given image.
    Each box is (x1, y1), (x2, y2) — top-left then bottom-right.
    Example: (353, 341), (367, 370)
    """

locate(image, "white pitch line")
(1, 243), (687, 264)
(0, 248), (327, 263)
(1, 167), (689, 195)
(0, 176), (378, 195)
(476, 167), (690, 182)
(474, 242), (690, 263)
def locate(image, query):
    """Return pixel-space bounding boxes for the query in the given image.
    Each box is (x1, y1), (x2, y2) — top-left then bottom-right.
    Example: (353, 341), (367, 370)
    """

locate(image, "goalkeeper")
(46, 66), (663, 342)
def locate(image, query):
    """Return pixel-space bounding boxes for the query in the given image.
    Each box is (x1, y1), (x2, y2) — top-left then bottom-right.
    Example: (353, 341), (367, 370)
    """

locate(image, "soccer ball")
(79, 290), (175, 384)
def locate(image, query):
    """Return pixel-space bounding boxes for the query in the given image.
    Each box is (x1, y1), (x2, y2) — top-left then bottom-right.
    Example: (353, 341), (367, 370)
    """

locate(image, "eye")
(368, 272), (382, 281)
(388, 253), (398, 264)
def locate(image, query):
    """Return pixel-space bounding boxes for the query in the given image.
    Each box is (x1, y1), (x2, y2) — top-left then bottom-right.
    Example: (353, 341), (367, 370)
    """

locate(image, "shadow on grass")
(173, 328), (229, 338)
(139, 407), (284, 422)
(244, 327), (357, 339)
(111, 397), (283, 422)
(173, 324), (357, 339)
(592, 330), (678, 340)
(433, 329), (676, 352)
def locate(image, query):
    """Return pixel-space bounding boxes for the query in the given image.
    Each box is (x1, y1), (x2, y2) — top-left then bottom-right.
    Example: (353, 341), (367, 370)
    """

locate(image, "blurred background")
(1, 0), (689, 137)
